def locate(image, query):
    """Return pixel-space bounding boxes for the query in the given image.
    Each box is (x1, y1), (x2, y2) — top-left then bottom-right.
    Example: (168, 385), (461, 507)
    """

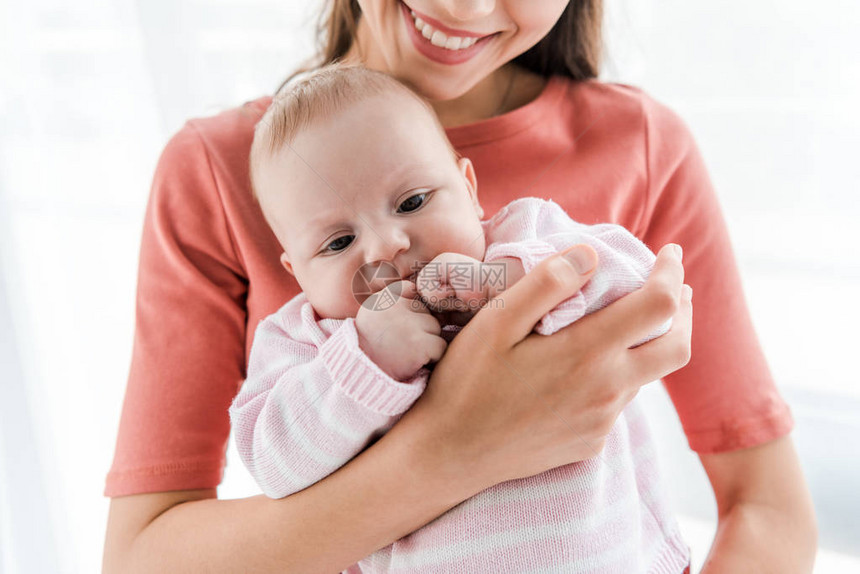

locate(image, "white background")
(1, 0), (858, 572)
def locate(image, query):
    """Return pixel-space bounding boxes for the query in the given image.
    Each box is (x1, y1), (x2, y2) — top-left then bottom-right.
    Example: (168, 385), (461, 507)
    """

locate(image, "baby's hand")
(355, 280), (447, 382)
(416, 253), (486, 315)
(416, 253), (526, 316)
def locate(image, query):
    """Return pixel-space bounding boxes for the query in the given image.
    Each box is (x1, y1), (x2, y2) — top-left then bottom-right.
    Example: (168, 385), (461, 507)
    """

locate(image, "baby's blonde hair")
(250, 62), (460, 206)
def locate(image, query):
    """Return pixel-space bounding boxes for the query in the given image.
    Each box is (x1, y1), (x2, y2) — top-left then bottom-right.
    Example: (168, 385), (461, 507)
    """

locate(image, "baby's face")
(256, 92), (487, 320)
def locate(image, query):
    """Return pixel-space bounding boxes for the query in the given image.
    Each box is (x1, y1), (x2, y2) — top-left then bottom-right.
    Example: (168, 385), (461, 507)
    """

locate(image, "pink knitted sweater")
(229, 197), (688, 573)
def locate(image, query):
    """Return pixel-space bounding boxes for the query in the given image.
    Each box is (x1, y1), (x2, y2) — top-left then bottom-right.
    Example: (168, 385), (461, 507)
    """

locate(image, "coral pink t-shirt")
(105, 74), (793, 497)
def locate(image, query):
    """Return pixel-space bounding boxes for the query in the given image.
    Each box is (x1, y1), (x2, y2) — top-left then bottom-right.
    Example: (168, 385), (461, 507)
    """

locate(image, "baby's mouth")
(402, 262), (423, 283)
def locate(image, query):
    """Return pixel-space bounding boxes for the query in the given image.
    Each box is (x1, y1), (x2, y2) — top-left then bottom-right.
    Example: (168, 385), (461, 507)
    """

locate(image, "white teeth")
(409, 9), (480, 50)
(445, 36), (462, 50)
(430, 30), (447, 47)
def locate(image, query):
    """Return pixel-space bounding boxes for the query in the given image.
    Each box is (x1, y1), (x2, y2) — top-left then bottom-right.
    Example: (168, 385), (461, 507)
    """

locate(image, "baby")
(230, 64), (684, 573)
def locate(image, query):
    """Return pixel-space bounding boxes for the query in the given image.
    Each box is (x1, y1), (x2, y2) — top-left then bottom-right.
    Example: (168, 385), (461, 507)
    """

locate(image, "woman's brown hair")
(277, 0), (603, 93)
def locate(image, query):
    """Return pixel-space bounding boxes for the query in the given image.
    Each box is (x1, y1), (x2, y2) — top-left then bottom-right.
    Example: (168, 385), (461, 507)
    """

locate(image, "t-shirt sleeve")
(635, 93), (793, 454)
(104, 122), (249, 496)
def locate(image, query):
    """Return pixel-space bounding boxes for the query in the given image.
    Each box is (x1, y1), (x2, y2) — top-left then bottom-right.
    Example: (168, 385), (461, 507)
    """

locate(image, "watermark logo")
(352, 260), (508, 312)
(352, 261), (402, 311)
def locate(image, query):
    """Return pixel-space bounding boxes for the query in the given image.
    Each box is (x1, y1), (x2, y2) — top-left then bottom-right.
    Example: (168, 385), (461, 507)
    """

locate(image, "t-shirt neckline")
(250, 74), (566, 149)
(444, 74), (566, 148)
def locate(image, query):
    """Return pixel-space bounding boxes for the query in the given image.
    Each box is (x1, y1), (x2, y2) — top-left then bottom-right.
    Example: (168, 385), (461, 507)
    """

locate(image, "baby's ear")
(458, 157), (483, 219)
(279, 252), (295, 276)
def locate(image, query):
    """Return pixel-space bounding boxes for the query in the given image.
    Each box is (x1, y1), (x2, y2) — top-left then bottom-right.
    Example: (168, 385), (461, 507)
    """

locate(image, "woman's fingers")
(625, 282), (693, 384)
(583, 244), (685, 349)
(468, 245), (599, 349)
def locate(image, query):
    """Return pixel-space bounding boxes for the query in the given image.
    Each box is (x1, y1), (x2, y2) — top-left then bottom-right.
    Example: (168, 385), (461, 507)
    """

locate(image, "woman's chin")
(397, 73), (477, 103)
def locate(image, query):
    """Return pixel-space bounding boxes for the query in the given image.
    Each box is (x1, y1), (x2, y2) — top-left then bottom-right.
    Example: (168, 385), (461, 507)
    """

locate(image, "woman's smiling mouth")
(400, 1), (498, 65)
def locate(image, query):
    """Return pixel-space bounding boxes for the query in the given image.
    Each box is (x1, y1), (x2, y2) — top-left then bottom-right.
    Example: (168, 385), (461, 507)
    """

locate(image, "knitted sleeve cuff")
(319, 318), (428, 417)
(484, 239), (588, 336)
(484, 238), (559, 275)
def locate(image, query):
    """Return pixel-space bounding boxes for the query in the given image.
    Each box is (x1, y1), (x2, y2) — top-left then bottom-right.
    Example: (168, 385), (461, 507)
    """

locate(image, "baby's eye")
(325, 235), (354, 253)
(397, 193), (427, 213)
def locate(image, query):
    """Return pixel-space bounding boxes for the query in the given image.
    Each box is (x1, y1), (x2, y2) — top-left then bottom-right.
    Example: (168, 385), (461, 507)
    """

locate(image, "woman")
(102, 1), (817, 572)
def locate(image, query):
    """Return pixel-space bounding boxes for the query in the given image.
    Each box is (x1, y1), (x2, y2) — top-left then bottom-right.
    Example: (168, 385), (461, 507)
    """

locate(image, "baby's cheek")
(456, 222), (487, 262)
(469, 236), (487, 262)
(308, 280), (362, 320)
(436, 226), (485, 261)
(338, 287), (364, 319)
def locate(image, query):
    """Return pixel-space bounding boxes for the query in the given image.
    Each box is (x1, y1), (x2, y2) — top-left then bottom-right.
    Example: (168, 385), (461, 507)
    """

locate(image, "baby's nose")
(366, 226), (411, 263)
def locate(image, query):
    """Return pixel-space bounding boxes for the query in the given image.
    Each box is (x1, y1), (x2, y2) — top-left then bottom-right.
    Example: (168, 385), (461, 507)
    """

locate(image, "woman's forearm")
(109, 410), (481, 574)
(107, 246), (692, 573)
(700, 500), (817, 573)
(698, 437), (818, 574)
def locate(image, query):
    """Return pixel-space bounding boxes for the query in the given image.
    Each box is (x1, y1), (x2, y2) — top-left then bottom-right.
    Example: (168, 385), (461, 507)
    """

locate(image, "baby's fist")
(416, 252), (489, 315)
(355, 280), (447, 381)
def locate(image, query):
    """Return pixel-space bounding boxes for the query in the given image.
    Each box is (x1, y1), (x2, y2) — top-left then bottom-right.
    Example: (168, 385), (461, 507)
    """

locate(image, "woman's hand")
(401, 243), (692, 491)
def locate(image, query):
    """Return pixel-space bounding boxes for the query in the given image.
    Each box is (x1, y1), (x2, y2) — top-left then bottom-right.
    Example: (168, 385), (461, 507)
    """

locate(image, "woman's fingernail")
(681, 284), (693, 301)
(672, 244), (683, 261)
(563, 247), (596, 274)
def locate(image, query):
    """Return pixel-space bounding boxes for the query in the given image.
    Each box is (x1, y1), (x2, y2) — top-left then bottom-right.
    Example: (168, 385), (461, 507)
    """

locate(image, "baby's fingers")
(396, 280), (418, 300)
(422, 334), (448, 365)
(361, 279), (417, 311)
(412, 312), (442, 336)
(416, 273), (455, 307)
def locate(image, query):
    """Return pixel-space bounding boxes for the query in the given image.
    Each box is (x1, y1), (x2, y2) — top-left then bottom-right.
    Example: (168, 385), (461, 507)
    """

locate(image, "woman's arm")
(104, 244), (693, 573)
(103, 422), (479, 574)
(629, 91), (814, 570)
(698, 435), (818, 573)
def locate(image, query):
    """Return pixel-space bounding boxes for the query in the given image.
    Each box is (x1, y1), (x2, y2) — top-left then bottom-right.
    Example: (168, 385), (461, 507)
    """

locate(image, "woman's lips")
(400, 1), (496, 66)
(403, 1), (490, 38)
